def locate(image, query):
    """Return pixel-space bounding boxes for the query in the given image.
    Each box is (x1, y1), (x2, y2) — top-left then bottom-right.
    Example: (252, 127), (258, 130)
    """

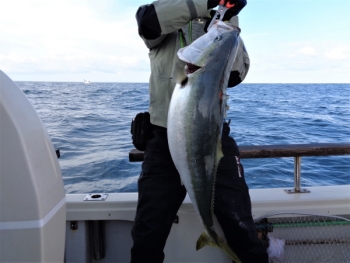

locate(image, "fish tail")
(219, 239), (242, 263)
(196, 232), (216, 250)
(196, 232), (242, 263)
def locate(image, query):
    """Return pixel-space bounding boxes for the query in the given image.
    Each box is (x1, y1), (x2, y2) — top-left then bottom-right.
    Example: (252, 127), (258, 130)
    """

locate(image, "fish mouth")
(186, 63), (202, 74)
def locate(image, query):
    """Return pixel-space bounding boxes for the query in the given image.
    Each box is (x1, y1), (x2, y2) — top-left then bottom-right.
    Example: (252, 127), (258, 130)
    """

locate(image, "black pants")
(131, 126), (268, 263)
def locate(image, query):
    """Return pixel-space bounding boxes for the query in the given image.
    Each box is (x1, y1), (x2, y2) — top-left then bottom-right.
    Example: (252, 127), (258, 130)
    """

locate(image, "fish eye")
(214, 36), (222, 42)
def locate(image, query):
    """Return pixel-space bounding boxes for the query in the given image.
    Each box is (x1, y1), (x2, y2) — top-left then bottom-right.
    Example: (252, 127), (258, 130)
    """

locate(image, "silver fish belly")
(168, 28), (241, 263)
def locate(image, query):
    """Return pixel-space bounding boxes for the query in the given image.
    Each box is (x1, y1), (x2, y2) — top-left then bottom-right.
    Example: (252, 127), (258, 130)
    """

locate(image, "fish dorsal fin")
(222, 93), (229, 118)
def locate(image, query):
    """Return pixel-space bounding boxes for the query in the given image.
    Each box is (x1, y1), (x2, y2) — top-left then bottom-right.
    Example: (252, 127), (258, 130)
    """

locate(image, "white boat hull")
(65, 185), (350, 263)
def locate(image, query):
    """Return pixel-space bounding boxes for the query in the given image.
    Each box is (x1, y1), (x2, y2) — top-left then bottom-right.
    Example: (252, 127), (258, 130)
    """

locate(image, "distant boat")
(83, 79), (91, 84)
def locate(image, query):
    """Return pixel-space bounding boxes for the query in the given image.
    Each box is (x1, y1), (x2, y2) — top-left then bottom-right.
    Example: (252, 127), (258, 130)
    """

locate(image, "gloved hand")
(222, 120), (231, 137)
(221, 120), (241, 157)
(206, 0), (247, 31)
(220, 0), (247, 19)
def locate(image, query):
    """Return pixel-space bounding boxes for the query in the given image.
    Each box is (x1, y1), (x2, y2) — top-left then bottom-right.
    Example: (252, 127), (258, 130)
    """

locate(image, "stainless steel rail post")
(284, 156), (310, 194)
(294, 156), (301, 192)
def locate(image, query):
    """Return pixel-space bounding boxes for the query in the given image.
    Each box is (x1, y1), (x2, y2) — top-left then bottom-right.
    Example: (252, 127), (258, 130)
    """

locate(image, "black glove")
(222, 120), (231, 137)
(208, 0), (247, 18)
(206, 0), (246, 31)
(221, 0), (247, 19)
(221, 120), (241, 157)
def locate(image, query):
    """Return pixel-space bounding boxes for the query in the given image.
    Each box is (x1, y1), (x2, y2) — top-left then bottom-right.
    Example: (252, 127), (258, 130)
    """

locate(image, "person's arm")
(136, 0), (213, 49)
(220, 1), (248, 87)
(136, 4), (161, 40)
(228, 36), (250, 87)
(135, 0), (249, 83)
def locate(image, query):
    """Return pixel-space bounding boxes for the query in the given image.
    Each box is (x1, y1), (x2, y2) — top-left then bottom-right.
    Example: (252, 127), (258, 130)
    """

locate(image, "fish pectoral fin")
(196, 232), (242, 263)
(217, 138), (224, 161)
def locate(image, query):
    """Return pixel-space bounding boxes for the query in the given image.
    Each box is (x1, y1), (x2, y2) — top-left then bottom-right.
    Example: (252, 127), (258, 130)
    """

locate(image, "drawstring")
(179, 21), (193, 48)
(179, 29), (185, 48)
(189, 21), (192, 44)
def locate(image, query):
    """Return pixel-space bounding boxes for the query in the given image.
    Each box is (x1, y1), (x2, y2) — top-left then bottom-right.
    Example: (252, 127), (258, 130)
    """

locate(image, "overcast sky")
(1, 0), (349, 83)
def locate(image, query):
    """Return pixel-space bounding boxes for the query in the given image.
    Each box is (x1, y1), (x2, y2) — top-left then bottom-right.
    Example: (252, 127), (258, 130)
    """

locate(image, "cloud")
(244, 40), (350, 83)
(1, 53), (149, 74)
(326, 46), (350, 60)
(293, 43), (350, 61)
(0, 0), (150, 81)
(299, 47), (316, 56)
(1, 1), (142, 51)
(1, 0), (349, 83)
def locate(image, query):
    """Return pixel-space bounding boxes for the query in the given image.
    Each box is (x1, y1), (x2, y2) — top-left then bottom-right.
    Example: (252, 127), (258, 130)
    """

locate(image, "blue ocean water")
(17, 82), (350, 194)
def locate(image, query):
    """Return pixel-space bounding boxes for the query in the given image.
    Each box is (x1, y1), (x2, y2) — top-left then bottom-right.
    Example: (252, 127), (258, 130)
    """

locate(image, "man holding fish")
(131, 1), (268, 262)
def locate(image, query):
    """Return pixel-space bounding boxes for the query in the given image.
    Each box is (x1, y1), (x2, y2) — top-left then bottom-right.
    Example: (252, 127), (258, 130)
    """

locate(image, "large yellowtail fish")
(167, 21), (241, 263)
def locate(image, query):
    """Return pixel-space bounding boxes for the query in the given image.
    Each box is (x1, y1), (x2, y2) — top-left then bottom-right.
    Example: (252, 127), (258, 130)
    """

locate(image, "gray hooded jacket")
(138, 0), (250, 128)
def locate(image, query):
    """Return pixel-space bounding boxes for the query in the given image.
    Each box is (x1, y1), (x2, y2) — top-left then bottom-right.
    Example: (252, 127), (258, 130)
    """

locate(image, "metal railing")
(129, 143), (350, 193)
